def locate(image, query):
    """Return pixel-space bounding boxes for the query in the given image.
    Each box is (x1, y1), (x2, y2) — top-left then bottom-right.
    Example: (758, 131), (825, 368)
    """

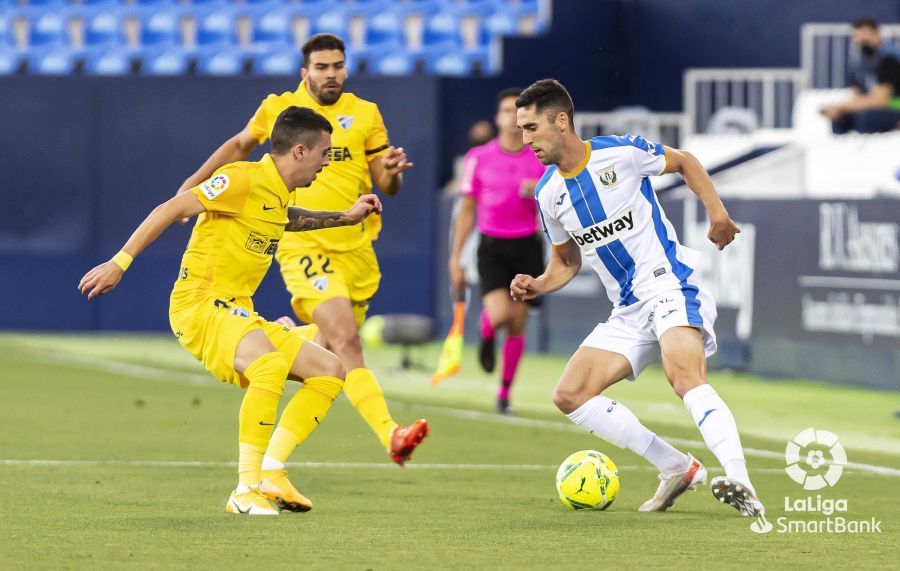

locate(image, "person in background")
(449, 88), (546, 414)
(821, 18), (900, 134)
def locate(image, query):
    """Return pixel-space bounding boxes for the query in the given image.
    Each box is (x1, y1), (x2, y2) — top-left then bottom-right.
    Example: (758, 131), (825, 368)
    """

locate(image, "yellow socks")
(264, 376), (344, 466)
(344, 368), (397, 450)
(237, 352), (288, 487)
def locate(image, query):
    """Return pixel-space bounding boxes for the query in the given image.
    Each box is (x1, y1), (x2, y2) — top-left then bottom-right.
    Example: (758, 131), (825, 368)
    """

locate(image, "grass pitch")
(0, 333), (897, 569)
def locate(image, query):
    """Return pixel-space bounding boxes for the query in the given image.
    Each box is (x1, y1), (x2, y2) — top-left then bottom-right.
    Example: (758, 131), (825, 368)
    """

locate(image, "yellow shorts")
(169, 295), (309, 388)
(278, 245), (381, 327)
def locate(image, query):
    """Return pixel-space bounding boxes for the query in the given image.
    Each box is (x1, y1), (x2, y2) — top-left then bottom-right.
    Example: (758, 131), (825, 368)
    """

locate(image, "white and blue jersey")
(536, 135), (702, 313)
(536, 135), (717, 377)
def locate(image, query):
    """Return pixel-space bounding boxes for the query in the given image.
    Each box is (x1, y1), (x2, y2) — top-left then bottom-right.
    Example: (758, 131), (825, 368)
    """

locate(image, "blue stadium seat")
(141, 46), (189, 74)
(362, 9), (403, 48)
(486, 2), (545, 35)
(83, 47), (134, 75)
(196, 47), (244, 74)
(28, 48), (77, 74)
(0, 47), (23, 74)
(195, 7), (238, 46)
(422, 10), (460, 46)
(140, 8), (182, 46)
(23, 0), (67, 7)
(250, 7), (289, 46)
(368, 49), (413, 75)
(130, 0), (178, 6)
(425, 49), (470, 76)
(27, 10), (68, 47)
(183, 0), (228, 6)
(0, 11), (13, 47)
(81, 0), (119, 6)
(251, 48), (300, 75)
(313, 7), (347, 38)
(83, 8), (125, 47)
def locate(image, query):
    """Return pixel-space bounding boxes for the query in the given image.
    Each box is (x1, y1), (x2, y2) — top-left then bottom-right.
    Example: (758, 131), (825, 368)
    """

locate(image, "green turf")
(0, 333), (897, 569)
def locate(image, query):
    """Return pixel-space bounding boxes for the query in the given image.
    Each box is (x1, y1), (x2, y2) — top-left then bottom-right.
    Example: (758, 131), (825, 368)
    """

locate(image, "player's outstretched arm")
(175, 126), (258, 197)
(662, 146), (741, 250)
(369, 146), (414, 197)
(78, 192), (207, 300)
(510, 240), (581, 302)
(285, 194), (382, 232)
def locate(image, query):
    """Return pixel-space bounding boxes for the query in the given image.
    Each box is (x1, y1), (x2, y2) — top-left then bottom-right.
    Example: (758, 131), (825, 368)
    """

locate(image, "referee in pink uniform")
(449, 88), (547, 414)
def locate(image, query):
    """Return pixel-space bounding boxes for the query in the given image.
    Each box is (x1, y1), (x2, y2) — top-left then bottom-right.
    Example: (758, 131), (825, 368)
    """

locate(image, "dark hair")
(515, 79), (575, 128)
(271, 106), (333, 155)
(496, 87), (523, 107)
(851, 18), (879, 31)
(302, 33), (346, 68)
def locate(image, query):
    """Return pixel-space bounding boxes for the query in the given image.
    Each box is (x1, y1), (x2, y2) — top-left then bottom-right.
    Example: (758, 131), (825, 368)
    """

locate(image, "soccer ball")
(555, 450), (620, 510)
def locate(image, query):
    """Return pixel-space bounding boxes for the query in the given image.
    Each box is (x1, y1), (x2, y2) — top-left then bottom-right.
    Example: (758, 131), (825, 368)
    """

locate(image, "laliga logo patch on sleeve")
(201, 174), (231, 199)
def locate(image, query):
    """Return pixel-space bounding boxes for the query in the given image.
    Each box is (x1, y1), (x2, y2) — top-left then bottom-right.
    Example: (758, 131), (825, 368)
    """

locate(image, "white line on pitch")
(16, 350), (900, 478)
(0, 459), (888, 477)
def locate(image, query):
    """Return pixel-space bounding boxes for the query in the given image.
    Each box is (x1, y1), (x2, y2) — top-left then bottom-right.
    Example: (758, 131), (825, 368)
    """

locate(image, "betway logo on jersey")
(570, 209), (635, 247)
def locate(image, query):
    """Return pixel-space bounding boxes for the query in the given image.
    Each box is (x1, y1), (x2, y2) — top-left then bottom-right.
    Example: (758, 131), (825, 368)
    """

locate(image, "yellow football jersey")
(246, 80), (389, 253)
(170, 154), (290, 312)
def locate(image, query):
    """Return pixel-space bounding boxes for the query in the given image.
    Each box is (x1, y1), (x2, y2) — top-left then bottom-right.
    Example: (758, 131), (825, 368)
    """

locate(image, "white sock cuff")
(682, 383), (717, 410)
(566, 395), (613, 425)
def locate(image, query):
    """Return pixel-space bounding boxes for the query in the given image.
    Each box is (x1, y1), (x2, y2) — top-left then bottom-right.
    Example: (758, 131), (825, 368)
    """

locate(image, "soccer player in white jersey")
(509, 79), (764, 517)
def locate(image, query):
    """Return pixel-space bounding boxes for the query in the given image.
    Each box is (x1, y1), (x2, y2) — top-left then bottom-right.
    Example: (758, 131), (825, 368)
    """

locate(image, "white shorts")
(580, 283), (718, 380)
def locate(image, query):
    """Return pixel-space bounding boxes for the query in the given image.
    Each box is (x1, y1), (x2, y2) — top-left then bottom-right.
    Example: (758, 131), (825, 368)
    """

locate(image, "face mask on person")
(861, 43), (877, 57)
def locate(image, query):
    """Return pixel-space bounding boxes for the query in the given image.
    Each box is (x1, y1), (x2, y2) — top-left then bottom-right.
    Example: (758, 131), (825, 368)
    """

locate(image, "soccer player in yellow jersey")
(79, 107), (383, 515)
(175, 34), (428, 466)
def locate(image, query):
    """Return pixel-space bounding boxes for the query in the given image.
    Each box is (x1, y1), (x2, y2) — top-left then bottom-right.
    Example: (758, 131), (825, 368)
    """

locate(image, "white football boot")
(638, 454), (707, 512)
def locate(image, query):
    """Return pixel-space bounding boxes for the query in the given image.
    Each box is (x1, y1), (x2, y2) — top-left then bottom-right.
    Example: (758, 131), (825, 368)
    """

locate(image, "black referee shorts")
(477, 233), (546, 307)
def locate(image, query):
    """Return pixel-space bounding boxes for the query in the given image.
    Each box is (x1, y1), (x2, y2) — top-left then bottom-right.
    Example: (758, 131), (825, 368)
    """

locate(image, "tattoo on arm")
(285, 207), (347, 232)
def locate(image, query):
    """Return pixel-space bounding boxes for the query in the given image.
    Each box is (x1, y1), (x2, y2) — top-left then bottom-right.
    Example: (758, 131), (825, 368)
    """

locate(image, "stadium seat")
(196, 47), (244, 74)
(249, 5), (314, 49)
(83, 47), (134, 75)
(27, 10), (68, 47)
(362, 9), (403, 48)
(0, 47), (23, 74)
(141, 46), (189, 74)
(22, 0), (66, 7)
(249, 5), (291, 46)
(368, 49), (413, 75)
(83, 8), (125, 47)
(195, 7), (238, 47)
(27, 47), (77, 74)
(313, 7), (348, 39)
(139, 8), (182, 46)
(425, 49), (470, 76)
(251, 47), (300, 75)
(0, 11), (13, 47)
(130, 0), (177, 5)
(422, 10), (460, 46)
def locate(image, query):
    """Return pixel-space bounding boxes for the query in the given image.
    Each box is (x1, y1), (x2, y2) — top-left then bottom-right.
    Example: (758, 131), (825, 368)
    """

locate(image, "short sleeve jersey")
(247, 81), (390, 253)
(170, 154), (290, 310)
(536, 135), (702, 308)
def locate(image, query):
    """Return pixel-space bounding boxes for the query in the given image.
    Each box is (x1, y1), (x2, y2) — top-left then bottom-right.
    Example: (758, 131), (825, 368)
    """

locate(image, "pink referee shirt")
(459, 139), (546, 239)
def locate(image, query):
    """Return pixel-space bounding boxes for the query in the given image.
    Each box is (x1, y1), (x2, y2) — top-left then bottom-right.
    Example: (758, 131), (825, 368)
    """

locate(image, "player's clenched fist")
(510, 274), (542, 302)
(707, 215), (741, 250)
(78, 261), (124, 300)
(344, 194), (383, 224)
